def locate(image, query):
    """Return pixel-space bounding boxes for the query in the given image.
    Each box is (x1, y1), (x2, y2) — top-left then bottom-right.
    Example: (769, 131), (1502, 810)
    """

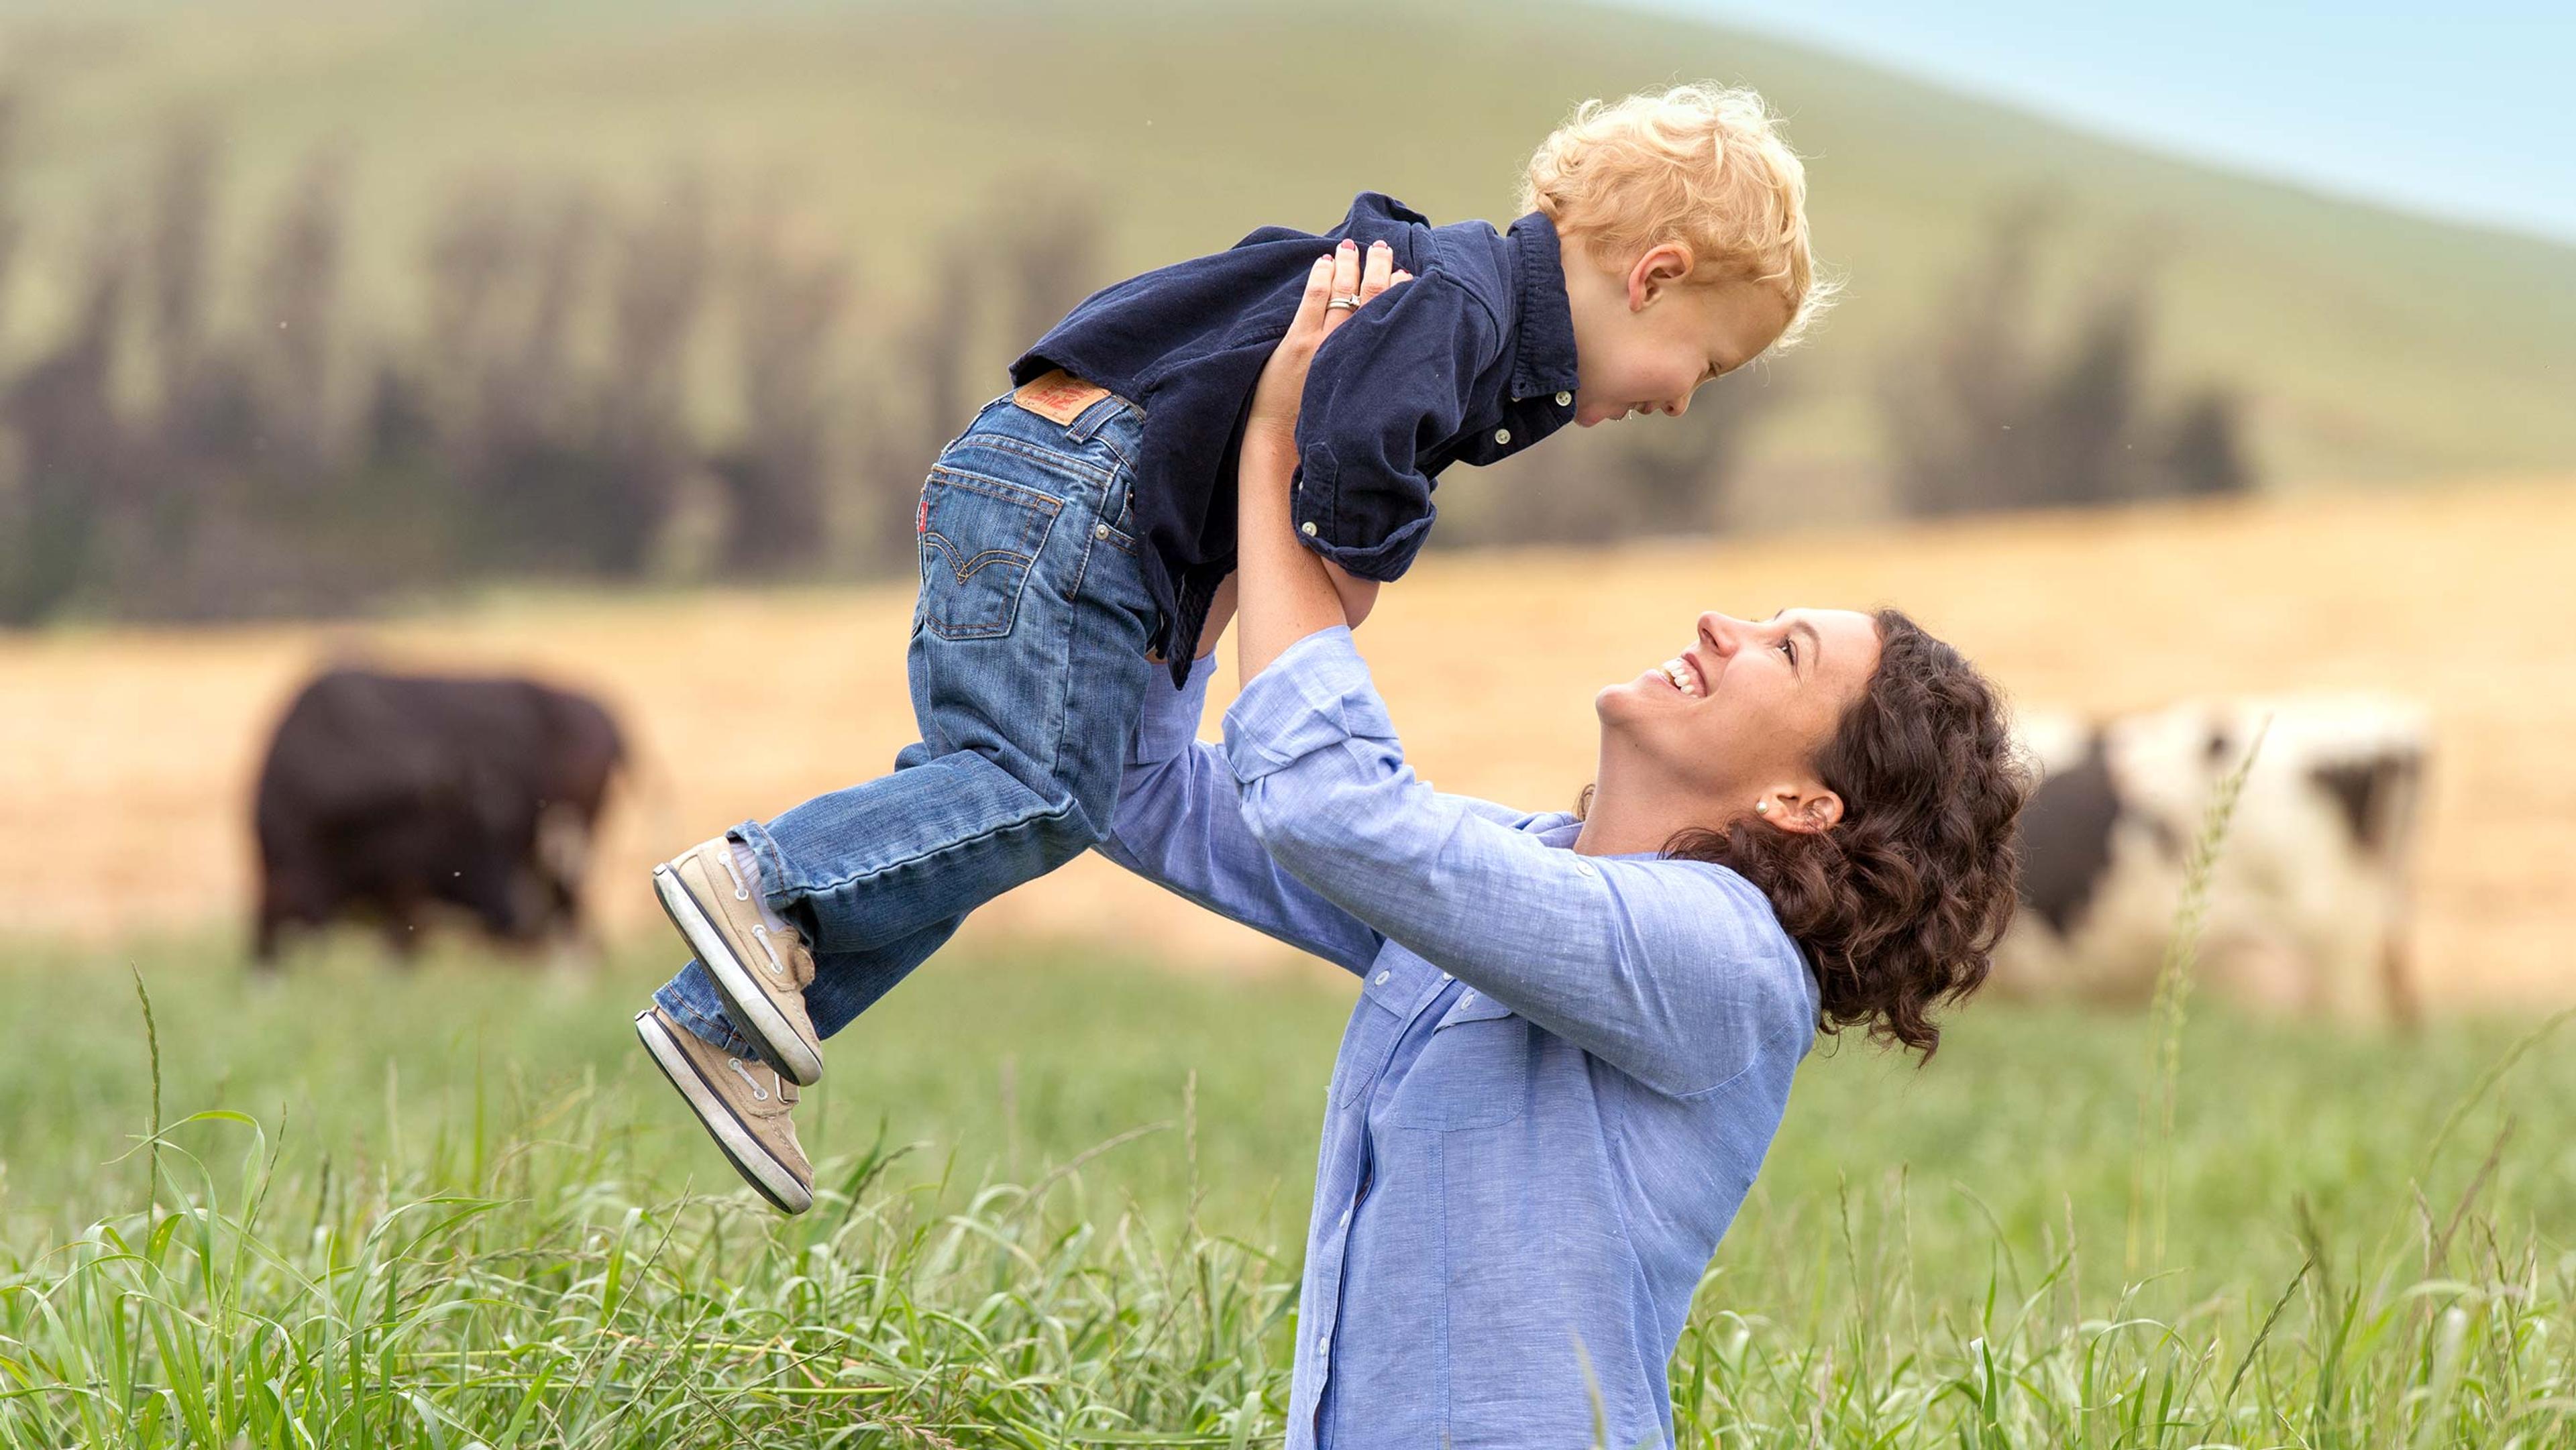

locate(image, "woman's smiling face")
(1595, 608), (1884, 818)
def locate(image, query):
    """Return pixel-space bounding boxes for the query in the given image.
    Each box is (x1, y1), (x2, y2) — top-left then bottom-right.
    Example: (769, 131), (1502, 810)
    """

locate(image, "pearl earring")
(1754, 799), (1770, 816)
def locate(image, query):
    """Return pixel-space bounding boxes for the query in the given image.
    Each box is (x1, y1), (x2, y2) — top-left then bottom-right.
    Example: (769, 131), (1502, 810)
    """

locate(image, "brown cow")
(251, 667), (624, 965)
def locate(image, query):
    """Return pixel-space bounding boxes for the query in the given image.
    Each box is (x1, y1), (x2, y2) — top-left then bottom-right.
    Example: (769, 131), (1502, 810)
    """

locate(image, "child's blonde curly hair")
(1521, 83), (1833, 351)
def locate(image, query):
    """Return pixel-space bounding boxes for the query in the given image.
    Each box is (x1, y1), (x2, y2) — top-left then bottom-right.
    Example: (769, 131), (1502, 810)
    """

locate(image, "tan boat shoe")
(651, 836), (824, 1086)
(634, 1006), (814, 1215)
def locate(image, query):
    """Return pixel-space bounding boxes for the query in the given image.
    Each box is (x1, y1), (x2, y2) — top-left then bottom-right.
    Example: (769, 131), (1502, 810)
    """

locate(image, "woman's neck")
(1572, 760), (1731, 857)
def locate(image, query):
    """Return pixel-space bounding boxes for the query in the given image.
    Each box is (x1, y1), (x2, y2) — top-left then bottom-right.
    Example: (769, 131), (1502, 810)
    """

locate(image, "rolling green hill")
(5, 0), (2571, 494)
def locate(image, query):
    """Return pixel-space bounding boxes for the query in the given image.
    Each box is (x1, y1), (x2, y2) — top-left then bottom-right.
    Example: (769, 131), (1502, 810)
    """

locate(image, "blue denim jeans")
(655, 387), (1159, 1056)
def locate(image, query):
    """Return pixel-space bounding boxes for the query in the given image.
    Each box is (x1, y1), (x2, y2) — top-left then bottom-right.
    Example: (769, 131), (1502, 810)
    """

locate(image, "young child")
(633, 85), (1831, 1213)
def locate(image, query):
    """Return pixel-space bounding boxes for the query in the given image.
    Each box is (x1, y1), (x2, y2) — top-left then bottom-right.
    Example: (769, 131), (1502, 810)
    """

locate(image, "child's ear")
(1628, 243), (1697, 311)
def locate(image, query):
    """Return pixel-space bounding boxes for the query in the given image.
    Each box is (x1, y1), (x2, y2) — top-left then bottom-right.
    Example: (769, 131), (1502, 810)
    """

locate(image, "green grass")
(5, 0), (2575, 491)
(3, 933), (2573, 1445)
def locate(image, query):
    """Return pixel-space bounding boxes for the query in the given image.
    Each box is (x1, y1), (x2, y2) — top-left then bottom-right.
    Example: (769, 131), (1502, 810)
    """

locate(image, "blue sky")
(1639, 1), (2576, 244)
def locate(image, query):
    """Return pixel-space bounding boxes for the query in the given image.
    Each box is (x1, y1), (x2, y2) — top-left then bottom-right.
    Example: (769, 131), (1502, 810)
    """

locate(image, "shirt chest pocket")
(1332, 960), (1436, 1107)
(1330, 995), (1403, 1108)
(1385, 991), (1533, 1131)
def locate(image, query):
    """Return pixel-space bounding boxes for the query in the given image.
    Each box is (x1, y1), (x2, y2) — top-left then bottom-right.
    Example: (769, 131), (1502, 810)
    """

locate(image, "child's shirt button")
(1493, 428), (1511, 445)
(1301, 521), (1319, 537)
(1555, 391), (1573, 406)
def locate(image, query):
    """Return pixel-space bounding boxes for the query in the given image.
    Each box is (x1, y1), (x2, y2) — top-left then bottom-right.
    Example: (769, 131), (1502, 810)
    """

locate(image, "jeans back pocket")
(917, 467), (1063, 640)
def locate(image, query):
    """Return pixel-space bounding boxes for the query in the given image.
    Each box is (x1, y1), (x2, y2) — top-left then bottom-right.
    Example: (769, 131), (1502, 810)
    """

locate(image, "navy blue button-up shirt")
(1012, 193), (1580, 682)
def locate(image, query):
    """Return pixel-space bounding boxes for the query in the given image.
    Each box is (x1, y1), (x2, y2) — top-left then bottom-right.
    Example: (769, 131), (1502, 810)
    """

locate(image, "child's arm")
(1237, 245), (1411, 679)
(1282, 243), (1496, 588)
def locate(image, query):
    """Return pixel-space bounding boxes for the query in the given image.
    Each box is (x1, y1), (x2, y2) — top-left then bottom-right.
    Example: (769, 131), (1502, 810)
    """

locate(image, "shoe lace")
(749, 924), (790, 977)
(725, 1056), (771, 1102)
(717, 849), (753, 901)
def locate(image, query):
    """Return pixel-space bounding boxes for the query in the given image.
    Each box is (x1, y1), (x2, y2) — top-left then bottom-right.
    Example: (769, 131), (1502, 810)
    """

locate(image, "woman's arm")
(1221, 630), (1809, 1097)
(1189, 566), (1379, 664)
(1094, 650), (1385, 976)
(1222, 242), (1812, 1095)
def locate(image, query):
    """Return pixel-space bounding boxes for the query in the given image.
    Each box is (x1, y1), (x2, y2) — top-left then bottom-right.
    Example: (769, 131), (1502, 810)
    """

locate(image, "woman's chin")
(1596, 675), (1660, 720)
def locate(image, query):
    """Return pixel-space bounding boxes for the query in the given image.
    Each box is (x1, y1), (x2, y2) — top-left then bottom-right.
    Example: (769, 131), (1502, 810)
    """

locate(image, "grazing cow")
(252, 667), (625, 965)
(1992, 694), (2430, 1025)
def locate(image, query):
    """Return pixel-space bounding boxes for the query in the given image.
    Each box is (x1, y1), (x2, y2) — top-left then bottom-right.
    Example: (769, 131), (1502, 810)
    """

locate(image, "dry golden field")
(7, 477), (2572, 1009)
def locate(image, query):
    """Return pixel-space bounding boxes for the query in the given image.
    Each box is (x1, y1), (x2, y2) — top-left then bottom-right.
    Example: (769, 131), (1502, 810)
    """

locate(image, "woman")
(1098, 246), (2030, 1447)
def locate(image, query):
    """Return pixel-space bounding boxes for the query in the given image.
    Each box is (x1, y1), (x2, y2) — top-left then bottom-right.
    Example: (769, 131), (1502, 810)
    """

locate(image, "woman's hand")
(1245, 239), (1411, 452)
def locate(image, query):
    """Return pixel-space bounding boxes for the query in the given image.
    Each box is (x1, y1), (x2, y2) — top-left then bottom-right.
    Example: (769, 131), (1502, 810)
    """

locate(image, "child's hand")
(1245, 239), (1411, 452)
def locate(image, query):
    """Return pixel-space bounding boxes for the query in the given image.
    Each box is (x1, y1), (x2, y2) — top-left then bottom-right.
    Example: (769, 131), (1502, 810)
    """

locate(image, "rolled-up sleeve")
(1097, 657), (1385, 975)
(1222, 628), (1811, 1097)
(1290, 271), (1495, 583)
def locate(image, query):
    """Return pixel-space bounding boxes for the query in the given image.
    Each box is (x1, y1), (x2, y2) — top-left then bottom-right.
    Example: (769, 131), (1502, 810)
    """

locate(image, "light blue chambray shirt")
(1097, 627), (1820, 1450)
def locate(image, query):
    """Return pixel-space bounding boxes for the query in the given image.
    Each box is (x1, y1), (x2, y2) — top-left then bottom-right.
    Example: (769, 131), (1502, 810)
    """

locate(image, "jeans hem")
(733, 820), (802, 920)
(651, 981), (762, 1059)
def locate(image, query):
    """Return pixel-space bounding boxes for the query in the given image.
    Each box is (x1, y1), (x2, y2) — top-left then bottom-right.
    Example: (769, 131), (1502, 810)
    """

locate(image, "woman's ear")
(1627, 242), (1695, 311)
(1762, 787), (1844, 836)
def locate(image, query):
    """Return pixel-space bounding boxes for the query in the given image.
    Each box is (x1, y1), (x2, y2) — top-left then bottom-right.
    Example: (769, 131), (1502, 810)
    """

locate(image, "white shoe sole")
(653, 862), (825, 1086)
(634, 1009), (813, 1215)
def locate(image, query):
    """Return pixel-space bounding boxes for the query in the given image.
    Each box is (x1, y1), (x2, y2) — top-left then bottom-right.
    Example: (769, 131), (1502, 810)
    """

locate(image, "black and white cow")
(1992, 695), (2430, 1025)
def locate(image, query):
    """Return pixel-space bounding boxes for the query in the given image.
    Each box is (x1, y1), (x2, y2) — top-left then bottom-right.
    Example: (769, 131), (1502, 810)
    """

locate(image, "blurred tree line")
(0, 97), (2250, 627)
(1879, 199), (2251, 518)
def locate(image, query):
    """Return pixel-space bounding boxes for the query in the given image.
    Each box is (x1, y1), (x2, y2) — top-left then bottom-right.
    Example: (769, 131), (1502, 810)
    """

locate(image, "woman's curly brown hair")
(1668, 609), (2030, 1059)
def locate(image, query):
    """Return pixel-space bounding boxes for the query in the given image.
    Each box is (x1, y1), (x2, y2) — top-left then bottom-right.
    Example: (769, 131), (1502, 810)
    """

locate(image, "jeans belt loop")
(1065, 390), (1126, 444)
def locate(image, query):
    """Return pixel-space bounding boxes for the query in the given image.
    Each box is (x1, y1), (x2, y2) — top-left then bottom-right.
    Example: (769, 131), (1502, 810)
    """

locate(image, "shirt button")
(1373, 970), (1390, 985)
(1575, 860), (1598, 877)
(1462, 991), (1476, 1005)
(1301, 521), (1319, 537)
(1493, 427), (1511, 445)
(1556, 390), (1573, 406)
(1440, 970), (1453, 981)
(1316, 1334), (1330, 1355)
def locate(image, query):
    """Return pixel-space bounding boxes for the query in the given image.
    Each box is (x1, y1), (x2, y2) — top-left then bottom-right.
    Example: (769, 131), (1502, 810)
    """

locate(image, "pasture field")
(2, 938), (2573, 1445)
(7, 477), (2576, 1006)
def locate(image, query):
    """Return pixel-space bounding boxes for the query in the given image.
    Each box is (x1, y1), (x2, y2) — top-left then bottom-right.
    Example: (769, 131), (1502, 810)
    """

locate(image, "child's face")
(1560, 236), (1791, 428)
